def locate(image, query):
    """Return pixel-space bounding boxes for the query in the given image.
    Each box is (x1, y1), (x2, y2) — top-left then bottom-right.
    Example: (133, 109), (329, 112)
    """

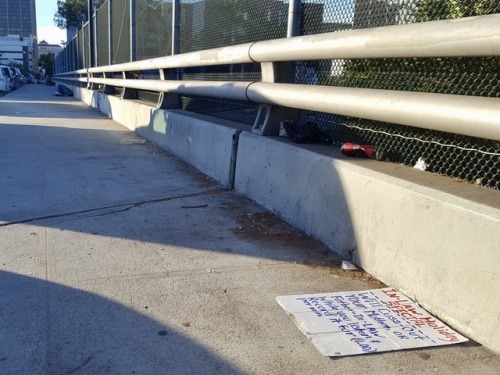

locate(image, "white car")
(0, 65), (14, 93)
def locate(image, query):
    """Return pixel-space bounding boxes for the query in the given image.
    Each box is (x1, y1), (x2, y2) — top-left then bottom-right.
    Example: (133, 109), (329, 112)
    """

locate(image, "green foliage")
(38, 53), (54, 77)
(54, 0), (87, 29)
(338, 0), (500, 97)
(337, 57), (499, 97)
(413, 0), (500, 20)
(54, 0), (107, 29)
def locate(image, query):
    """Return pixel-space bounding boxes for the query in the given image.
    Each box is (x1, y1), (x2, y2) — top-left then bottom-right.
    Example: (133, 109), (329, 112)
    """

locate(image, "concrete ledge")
(71, 86), (500, 354)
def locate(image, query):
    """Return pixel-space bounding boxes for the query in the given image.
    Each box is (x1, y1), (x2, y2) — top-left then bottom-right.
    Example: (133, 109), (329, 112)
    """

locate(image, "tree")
(54, 0), (87, 29)
(54, 0), (107, 29)
(413, 0), (500, 20)
(38, 53), (54, 77)
(331, 0), (499, 183)
(337, 0), (500, 96)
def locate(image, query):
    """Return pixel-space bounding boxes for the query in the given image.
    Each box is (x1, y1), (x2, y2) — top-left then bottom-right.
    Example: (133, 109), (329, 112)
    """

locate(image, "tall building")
(0, 0), (37, 38)
(0, 0), (37, 71)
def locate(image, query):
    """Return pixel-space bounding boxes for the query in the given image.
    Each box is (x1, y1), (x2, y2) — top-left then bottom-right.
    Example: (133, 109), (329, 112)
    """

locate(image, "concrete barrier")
(74, 88), (246, 188)
(234, 131), (500, 354)
(71, 86), (500, 354)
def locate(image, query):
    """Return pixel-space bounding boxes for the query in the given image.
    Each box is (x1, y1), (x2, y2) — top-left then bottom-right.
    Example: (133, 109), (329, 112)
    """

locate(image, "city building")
(0, 0), (37, 38)
(38, 40), (63, 57)
(0, 0), (37, 71)
(0, 34), (35, 71)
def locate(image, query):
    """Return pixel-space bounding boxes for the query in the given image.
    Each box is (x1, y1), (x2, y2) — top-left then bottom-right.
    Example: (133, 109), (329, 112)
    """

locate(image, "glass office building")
(0, 0), (37, 71)
(0, 0), (37, 38)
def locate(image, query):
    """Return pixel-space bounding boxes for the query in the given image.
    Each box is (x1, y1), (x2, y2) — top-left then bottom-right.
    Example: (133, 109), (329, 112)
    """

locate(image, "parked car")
(14, 68), (25, 84)
(0, 65), (13, 92)
(24, 74), (36, 84)
(8, 67), (23, 89)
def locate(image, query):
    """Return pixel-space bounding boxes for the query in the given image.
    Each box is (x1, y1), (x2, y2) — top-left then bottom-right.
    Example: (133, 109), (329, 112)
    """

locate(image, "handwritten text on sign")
(276, 288), (467, 356)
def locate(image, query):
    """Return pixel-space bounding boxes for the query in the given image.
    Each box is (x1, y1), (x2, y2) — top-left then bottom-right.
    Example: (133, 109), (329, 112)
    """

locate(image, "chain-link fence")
(96, 2), (109, 67)
(55, 0), (499, 189)
(176, 0), (288, 126)
(135, 0), (172, 61)
(297, 0), (500, 189)
(111, 0), (130, 64)
(179, 0), (288, 54)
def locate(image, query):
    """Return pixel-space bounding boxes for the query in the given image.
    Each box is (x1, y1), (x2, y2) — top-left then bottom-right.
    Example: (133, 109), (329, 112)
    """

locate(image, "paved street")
(1, 85), (499, 374)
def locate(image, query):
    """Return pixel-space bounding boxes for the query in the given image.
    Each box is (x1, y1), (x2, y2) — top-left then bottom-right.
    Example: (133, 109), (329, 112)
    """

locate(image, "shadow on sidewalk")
(0, 270), (245, 374)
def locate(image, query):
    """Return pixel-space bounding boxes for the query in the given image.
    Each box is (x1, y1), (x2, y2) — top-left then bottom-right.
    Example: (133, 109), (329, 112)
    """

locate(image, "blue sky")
(36, 0), (66, 45)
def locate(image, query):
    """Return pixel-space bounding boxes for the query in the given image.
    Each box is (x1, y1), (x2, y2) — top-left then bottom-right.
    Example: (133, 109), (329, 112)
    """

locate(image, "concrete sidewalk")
(1, 85), (499, 374)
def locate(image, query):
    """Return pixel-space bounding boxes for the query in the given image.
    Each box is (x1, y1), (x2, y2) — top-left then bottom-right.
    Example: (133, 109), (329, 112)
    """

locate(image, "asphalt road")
(1, 85), (499, 374)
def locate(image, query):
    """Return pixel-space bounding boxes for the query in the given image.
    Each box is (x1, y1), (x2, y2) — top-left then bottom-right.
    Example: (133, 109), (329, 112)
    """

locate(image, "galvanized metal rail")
(54, 14), (500, 141)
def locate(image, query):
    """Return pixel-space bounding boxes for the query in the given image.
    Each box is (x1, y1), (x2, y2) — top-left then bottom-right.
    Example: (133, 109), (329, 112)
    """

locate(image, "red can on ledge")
(341, 143), (385, 161)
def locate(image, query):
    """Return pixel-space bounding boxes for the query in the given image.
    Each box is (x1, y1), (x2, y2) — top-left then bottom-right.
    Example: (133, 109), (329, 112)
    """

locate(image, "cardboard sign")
(276, 288), (468, 356)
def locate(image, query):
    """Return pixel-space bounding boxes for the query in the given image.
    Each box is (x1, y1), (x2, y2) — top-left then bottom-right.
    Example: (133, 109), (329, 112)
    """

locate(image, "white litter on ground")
(341, 260), (358, 271)
(276, 288), (468, 357)
(413, 157), (429, 171)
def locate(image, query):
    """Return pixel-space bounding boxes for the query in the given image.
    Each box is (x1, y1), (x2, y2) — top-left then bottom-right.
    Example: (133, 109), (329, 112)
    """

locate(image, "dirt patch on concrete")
(233, 212), (320, 248)
(233, 211), (386, 288)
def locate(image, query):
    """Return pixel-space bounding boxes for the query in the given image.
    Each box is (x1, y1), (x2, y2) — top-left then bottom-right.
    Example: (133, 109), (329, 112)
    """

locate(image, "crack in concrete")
(0, 188), (224, 228)
(60, 355), (94, 375)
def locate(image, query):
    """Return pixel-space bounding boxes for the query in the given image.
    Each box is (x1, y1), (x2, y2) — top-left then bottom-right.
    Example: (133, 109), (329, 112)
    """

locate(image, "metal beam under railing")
(56, 75), (500, 142)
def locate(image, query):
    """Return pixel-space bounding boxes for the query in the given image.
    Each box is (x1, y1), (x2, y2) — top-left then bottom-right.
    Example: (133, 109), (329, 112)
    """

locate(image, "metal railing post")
(108, 0), (113, 65)
(102, 71), (116, 94)
(251, 62), (299, 136)
(82, 26), (87, 69)
(157, 68), (180, 109)
(157, 0), (181, 109)
(74, 35), (78, 70)
(121, 71), (138, 99)
(72, 40), (77, 71)
(93, 7), (98, 67)
(89, 0), (95, 67)
(287, 0), (301, 38)
(172, 0), (180, 56)
(130, 0), (136, 62)
(252, 0), (301, 136)
(72, 43), (75, 72)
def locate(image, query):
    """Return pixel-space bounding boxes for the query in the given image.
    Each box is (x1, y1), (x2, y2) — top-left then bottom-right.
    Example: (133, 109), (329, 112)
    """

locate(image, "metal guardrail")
(54, 14), (500, 142)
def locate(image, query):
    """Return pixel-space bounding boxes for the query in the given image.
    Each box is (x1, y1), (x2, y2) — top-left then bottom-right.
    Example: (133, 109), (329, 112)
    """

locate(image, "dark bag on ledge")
(282, 120), (333, 145)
